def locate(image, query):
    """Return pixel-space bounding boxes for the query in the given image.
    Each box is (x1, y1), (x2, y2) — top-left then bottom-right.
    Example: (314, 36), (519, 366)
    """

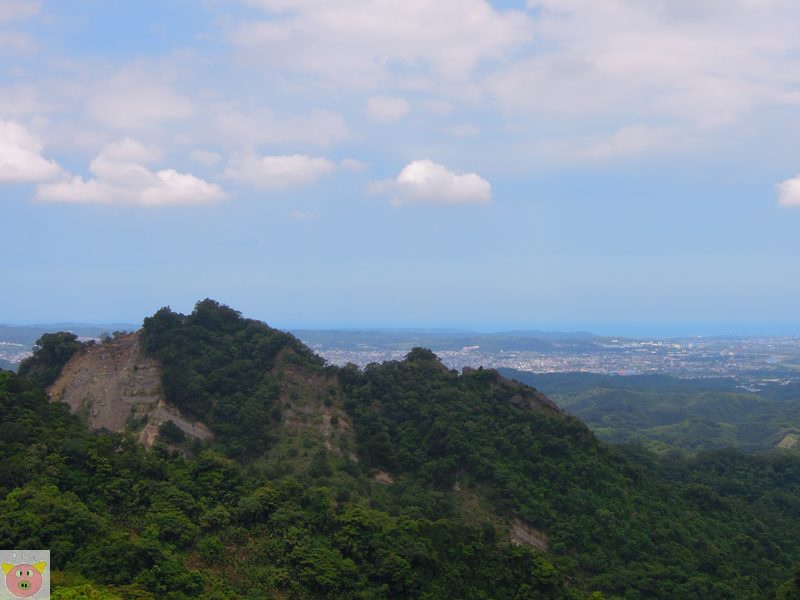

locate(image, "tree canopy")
(3, 301), (800, 598)
(18, 332), (86, 388)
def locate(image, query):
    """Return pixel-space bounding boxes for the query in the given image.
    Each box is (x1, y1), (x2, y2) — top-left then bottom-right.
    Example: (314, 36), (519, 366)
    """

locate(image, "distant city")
(295, 332), (800, 391)
(3, 324), (799, 391)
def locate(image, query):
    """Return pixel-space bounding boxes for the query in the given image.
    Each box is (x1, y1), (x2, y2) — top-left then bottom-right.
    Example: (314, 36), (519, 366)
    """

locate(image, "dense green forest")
(2, 300), (800, 598)
(17, 331), (85, 388)
(501, 370), (800, 453)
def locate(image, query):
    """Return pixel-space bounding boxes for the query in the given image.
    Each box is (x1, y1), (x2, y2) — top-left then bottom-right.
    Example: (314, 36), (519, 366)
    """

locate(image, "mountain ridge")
(4, 299), (800, 598)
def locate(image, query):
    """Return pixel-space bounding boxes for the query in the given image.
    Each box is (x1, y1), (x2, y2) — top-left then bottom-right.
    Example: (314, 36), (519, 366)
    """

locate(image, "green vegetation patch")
(140, 299), (323, 458)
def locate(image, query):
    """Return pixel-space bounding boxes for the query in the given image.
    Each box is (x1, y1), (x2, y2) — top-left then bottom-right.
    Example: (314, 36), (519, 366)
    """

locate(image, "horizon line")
(3, 320), (800, 340)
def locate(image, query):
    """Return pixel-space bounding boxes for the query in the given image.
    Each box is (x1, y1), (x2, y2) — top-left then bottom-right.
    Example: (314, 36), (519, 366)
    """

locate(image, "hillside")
(2, 300), (800, 599)
(500, 370), (800, 453)
(47, 331), (212, 446)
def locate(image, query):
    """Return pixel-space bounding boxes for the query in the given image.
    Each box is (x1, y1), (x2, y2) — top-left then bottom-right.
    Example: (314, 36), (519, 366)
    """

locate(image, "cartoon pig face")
(2, 562), (46, 598)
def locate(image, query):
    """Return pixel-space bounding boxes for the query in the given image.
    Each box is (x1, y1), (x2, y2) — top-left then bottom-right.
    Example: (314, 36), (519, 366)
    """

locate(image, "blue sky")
(1, 0), (799, 336)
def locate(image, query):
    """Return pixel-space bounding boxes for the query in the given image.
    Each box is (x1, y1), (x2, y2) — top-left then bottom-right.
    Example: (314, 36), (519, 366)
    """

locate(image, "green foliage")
(775, 564), (800, 599)
(197, 535), (224, 565)
(17, 332), (86, 388)
(0, 367), (588, 599)
(341, 350), (800, 598)
(5, 304), (800, 600)
(51, 581), (154, 599)
(0, 371), (203, 598)
(158, 420), (186, 444)
(140, 299), (322, 457)
(502, 370), (800, 452)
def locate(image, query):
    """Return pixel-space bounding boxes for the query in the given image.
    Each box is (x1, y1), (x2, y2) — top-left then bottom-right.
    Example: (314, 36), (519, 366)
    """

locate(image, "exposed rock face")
(48, 332), (211, 445)
(509, 518), (549, 551)
(778, 433), (800, 449)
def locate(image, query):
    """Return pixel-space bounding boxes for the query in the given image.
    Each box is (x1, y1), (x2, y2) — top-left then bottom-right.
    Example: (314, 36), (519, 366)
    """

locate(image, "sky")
(1, 0), (800, 336)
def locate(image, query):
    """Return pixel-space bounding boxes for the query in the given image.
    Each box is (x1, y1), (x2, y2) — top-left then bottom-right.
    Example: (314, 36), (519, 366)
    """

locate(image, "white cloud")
(777, 176), (800, 207)
(421, 99), (454, 116)
(232, 0), (533, 85)
(211, 108), (348, 147)
(87, 71), (194, 128)
(508, 125), (689, 168)
(340, 158), (367, 172)
(0, 0), (40, 22)
(376, 159), (491, 206)
(487, 0), (800, 130)
(190, 149), (222, 166)
(0, 84), (53, 118)
(224, 153), (335, 189)
(98, 138), (162, 163)
(35, 139), (227, 206)
(443, 124), (480, 138)
(0, 120), (63, 183)
(366, 96), (411, 123)
(577, 125), (679, 160)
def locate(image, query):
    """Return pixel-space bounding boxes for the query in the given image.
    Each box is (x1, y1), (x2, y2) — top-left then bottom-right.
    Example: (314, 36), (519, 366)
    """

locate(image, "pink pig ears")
(1, 562), (13, 575)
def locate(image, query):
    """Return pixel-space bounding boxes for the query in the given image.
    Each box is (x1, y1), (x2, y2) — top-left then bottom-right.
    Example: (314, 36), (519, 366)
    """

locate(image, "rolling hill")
(500, 370), (800, 453)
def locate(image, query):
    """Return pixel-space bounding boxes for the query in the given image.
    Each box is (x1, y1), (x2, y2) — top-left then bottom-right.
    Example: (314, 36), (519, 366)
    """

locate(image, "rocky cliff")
(47, 332), (211, 445)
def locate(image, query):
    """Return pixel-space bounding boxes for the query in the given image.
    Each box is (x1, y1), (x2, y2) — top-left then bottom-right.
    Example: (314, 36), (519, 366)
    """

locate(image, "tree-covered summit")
(18, 331), (86, 388)
(140, 299), (323, 457)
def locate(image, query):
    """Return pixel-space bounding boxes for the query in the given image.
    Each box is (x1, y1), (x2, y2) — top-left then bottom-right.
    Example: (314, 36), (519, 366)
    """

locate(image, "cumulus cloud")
(777, 176), (800, 207)
(232, 0), (533, 85)
(0, 84), (51, 118)
(340, 158), (367, 172)
(443, 124), (480, 138)
(87, 71), (194, 128)
(190, 149), (222, 166)
(98, 138), (162, 163)
(224, 153), (335, 189)
(577, 125), (679, 160)
(211, 108), (348, 147)
(0, 120), (63, 183)
(35, 139), (227, 206)
(375, 159), (491, 206)
(486, 0), (800, 130)
(366, 96), (411, 123)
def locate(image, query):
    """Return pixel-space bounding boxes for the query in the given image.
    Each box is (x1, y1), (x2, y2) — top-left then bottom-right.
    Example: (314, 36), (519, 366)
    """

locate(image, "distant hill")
(500, 369), (800, 453)
(2, 300), (800, 598)
(0, 323), (138, 346)
(293, 328), (600, 353)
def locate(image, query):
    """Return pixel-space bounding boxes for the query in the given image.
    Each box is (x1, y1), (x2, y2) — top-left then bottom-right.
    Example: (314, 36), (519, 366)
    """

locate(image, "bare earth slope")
(48, 332), (211, 445)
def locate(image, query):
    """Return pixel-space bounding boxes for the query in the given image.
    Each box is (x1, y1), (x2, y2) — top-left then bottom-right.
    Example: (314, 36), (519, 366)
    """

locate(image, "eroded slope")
(48, 332), (211, 444)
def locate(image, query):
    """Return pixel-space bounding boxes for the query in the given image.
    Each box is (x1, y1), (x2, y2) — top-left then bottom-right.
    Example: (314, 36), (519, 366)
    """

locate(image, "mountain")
(2, 299), (800, 599)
